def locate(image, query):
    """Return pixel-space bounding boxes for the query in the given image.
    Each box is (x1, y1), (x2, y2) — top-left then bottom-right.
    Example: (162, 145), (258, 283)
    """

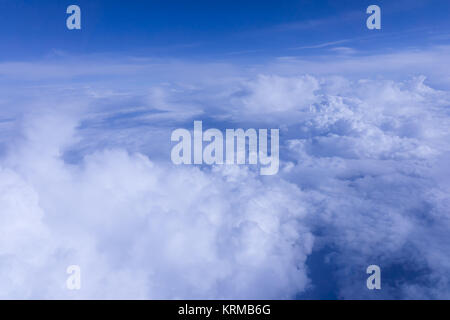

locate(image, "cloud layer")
(0, 48), (449, 299)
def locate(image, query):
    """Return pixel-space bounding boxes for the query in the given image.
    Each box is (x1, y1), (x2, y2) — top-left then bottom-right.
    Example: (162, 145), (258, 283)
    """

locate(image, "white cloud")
(0, 48), (450, 299)
(0, 113), (313, 299)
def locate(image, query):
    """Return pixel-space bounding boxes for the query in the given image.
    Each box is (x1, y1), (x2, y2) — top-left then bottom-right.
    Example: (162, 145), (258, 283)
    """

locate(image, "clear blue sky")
(1, 0), (449, 60)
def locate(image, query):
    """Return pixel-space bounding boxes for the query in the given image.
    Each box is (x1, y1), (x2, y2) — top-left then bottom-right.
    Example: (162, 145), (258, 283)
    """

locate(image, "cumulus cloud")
(0, 48), (449, 299)
(0, 112), (313, 299)
(280, 75), (450, 299)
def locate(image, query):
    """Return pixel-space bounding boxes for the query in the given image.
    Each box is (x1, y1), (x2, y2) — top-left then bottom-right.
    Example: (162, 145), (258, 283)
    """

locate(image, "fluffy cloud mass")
(0, 127), (313, 299)
(0, 50), (449, 299)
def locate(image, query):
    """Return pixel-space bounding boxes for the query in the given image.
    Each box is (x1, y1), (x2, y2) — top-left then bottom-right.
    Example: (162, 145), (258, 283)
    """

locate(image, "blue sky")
(0, 1), (449, 300)
(1, 0), (450, 60)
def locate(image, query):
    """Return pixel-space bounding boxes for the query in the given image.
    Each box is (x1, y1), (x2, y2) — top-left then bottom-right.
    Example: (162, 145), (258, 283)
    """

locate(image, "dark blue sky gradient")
(0, 0), (449, 60)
